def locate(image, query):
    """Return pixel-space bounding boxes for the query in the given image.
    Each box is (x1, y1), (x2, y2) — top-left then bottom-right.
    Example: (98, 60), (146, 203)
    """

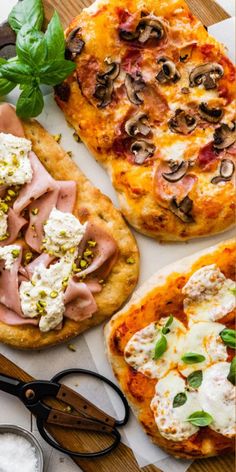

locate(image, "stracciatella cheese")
(0, 245), (21, 270)
(150, 370), (200, 441)
(20, 252), (76, 332)
(183, 264), (235, 324)
(178, 321), (227, 377)
(0, 133), (32, 186)
(124, 317), (186, 379)
(43, 207), (87, 256)
(198, 362), (236, 438)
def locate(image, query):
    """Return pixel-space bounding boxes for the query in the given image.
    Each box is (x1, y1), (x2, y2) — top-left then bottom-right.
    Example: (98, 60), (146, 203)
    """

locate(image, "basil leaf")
(162, 315), (174, 335)
(187, 370), (203, 389)
(0, 61), (33, 84)
(220, 328), (236, 349)
(8, 0), (44, 33)
(17, 25), (47, 68)
(153, 334), (167, 360)
(173, 392), (187, 408)
(38, 60), (76, 85)
(0, 77), (16, 96)
(187, 411), (213, 427)
(16, 84), (44, 118)
(0, 58), (7, 66)
(45, 11), (65, 61)
(227, 356), (236, 386)
(181, 352), (206, 364)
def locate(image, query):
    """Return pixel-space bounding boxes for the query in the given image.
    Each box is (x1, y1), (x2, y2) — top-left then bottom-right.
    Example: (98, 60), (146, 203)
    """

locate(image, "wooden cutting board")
(0, 1), (234, 472)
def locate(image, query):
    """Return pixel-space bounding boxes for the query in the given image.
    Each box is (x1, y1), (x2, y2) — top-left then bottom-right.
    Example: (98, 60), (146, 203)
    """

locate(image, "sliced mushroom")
(170, 196), (194, 223)
(211, 159), (235, 184)
(66, 27), (85, 58)
(97, 59), (120, 84)
(189, 63), (224, 90)
(131, 140), (156, 164)
(213, 123), (236, 150)
(120, 15), (165, 44)
(156, 57), (180, 84)
(125, 112), (150, 137)
(168, 109), (197, 135)
(54, 82), (71, 102)
(93, 77), (113, 108)
(162, 161), (189, 182)
(125, 73), (145, 105)
(198, 102), (223, 123)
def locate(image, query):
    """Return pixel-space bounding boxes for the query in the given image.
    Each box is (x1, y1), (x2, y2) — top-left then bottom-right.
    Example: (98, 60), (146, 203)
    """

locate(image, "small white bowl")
(0, 424), (44, 471)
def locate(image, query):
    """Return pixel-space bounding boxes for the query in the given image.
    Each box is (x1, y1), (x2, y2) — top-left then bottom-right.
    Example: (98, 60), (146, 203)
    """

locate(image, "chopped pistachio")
(87, 240), (97, 247)
(83, 249), (92, 257)
(7, 171), (14, 177)
(5, 196), (11, 202)
(39, 290), (47, 298)
(80, 259), (87, 268)
(7, 189), (16, 197)
(0, 233), (8, 241)
(60, 231), (67, 237)
(31, 280), (36, 286)
(69, 247), (76, 254)
(72, 263), (81, 273)
(0, 202), (8, 213)
(31, 208), (39, 216)
(73, 132), (81, 143)
(67, 344), (77, 352)
(24, 252), (33, 265)
(62, 277), (69, 288)
(20, 150), (24, 155)
(11, 249), (20, 258)
(12, 154), (19, 166)
(37, 300), (47, 308)
(126, 257), (135, 265)
(50, 291), (58, 298)
(53, 133), (62, 143)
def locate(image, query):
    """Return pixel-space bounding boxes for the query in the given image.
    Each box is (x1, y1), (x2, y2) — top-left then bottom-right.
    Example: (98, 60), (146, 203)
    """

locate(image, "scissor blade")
(56, 384), (115, 427)
(0, 374), (23, 396)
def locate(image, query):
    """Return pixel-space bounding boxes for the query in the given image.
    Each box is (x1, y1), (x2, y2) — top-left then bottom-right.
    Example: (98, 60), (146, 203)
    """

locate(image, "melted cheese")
(178, 321), (227, 377)
(124, 317), (186, 379)
(183, 265), (235, 324)
(150, 370), (200, 441)
(0, 133), (32, 186)
(198, 362), (236, 437)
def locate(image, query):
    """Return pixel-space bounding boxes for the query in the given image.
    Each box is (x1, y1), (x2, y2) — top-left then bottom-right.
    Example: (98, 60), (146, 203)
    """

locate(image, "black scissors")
(0, 368), (129, 458)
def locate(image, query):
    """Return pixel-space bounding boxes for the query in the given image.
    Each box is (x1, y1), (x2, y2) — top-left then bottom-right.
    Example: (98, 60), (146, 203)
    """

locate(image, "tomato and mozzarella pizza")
(55, 0), (236, 241)
(0, 103), (139, 349)
(105, 239), (236, 458)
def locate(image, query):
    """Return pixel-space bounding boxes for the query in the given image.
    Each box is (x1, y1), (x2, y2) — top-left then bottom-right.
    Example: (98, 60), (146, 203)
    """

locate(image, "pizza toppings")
(66, 26), (85, 59)
(97, 59), (120, 83)
(198, 102), (223, 123)
(168, 109), (197, 135)
(94, 59), (120, 108)
(119, 14), (165, 44)
(189, 63), (224, 90)
(124, 112), (150, 137)
(213, 122), (236, 150)
(0, 133), (33, 186)
(170, 196), (194, 223)
(125, 73), (145, 105)
(130, 140), (155, 164)
(183, 264), (236, 324)
(156, 57), (180, 84)
(211, 159), (235, 184)
(162, 161), (188, 182)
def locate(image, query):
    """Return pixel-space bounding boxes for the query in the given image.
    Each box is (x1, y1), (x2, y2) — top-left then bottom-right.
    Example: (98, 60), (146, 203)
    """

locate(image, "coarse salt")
(0, 433), (38, 472)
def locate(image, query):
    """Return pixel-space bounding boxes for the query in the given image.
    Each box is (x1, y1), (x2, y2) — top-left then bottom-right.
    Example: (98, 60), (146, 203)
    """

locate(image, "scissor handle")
(51, 368), (130, 427)
(37, 416), (121, 459)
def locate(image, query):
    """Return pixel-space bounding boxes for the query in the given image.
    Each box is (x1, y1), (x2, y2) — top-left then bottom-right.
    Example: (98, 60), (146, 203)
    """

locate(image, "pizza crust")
(104, 239), (236, 458)
(0, 119), (139, 350)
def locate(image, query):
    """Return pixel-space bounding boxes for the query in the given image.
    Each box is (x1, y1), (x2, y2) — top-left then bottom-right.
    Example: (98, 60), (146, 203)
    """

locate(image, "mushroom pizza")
(105, 239), (236, 458)
(55, 0), (236, 241)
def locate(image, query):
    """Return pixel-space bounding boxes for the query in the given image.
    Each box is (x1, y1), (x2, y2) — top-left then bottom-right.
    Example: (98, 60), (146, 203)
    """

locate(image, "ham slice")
(75, 222), (118, 279)
(57, 180), (77, 212)
(20, 252), (55, 279)
(64, 279), (97, 321)
(0, 103), (25, 137)
(0, 247), (23, 316)
(197, 143), (219, 171)
(0, 209), (27, 247)
(0, 305), (38, 326)
(154, 162), (197, 205)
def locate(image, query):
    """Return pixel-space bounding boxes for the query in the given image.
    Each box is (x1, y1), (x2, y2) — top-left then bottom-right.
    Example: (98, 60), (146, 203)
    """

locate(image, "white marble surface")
(0, 2), (235, 472)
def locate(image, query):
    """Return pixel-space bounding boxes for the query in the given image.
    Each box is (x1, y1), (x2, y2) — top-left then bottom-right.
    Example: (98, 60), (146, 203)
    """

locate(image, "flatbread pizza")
(55, 0), (236, 241)
(105, 239), (236, 458)
(0, 103), (139, 349)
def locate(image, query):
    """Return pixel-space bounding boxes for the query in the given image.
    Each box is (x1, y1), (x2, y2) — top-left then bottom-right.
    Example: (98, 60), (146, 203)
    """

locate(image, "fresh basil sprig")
(0, 1), (76, 118)
(181, 353), (206, 364)
(227, 356), (236, 386)
(162, 315), (174, 335)
(186, 411), (213, 427)
(173, 392), (187, 408)
(187, 370), (203, 388)
(153, 334), (167, 360)
(220, 328), (236, 349)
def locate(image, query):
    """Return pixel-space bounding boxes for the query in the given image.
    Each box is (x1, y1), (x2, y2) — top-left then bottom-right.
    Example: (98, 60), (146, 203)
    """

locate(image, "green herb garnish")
(162, 315), (174, 335)
(0, 0), (75, 118)
(220, 328), (236, 349)
(181, 353), (206, 364)
(187, 370), (203, 389)
(186, 411), (213, 427)
(173, 392), (187, 408)
(153, 334), (167, 360)
(227, 356), (236, 386)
